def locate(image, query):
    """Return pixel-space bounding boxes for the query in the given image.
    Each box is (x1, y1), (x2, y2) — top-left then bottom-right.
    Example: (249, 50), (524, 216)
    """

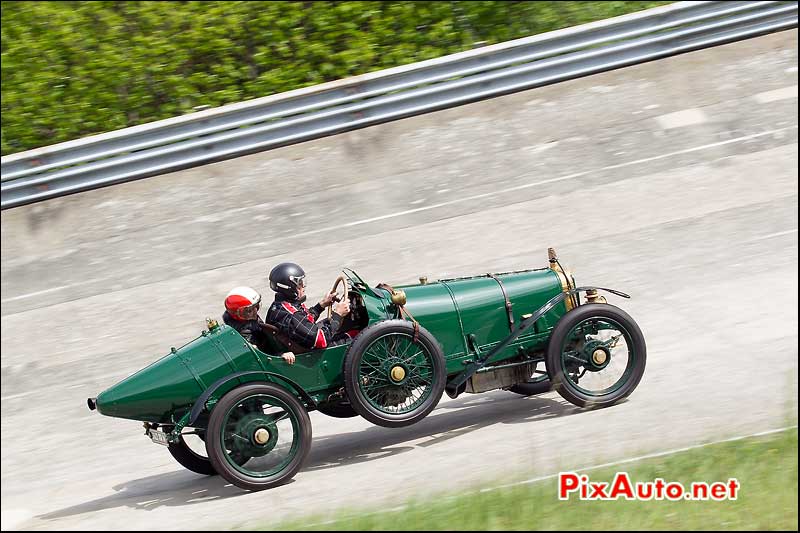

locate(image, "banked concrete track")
(1, 29), (797, 531)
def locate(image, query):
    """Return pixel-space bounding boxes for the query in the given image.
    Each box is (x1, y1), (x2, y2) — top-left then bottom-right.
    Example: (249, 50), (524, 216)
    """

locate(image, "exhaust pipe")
(87, 397), (97, 411)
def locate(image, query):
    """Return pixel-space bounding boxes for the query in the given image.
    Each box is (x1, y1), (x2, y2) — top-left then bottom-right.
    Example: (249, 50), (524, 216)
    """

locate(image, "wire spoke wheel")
(358, 334), (434, 415)
(344, 320), (446, 428)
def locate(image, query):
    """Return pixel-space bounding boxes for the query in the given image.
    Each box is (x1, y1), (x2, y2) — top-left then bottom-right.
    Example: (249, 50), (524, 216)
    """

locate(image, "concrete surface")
(1, 29), (797, 531)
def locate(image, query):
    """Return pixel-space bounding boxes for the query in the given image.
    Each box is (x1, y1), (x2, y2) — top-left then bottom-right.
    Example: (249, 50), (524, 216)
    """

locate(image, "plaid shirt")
(265, 295), (345, 350)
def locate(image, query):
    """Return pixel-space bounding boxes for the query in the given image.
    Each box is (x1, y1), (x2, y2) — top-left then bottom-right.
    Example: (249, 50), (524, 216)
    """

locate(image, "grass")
(267, 428), (798, 531)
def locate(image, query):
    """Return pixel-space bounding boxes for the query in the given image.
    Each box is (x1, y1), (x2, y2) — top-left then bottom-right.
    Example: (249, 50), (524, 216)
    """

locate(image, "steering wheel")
(327, 275), (349, 320)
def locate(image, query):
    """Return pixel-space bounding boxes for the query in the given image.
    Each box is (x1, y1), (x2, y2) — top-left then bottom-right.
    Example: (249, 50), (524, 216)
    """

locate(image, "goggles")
(237, 296), (261, 319)
(289, 274), (306, 288)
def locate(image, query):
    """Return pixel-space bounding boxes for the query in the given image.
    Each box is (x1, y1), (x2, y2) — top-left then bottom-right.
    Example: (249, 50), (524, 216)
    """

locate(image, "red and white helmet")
(224, 286), (262, 321)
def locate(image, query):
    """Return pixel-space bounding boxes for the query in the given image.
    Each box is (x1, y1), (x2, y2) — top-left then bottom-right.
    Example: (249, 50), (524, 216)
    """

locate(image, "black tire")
(316, 401), (359, 418)
(205, 383), (312, 491)
(546, 303), (646, 409)
(168, 433), (217, 476)
(508, 378), (553, 397)
(343, 319), (446, 428)
(508, 359), (553, 396)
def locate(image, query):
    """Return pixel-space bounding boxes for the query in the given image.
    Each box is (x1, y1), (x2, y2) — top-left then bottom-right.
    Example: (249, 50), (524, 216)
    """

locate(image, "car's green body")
(94, 265), (567, 424)
(89, 249), (646, 491)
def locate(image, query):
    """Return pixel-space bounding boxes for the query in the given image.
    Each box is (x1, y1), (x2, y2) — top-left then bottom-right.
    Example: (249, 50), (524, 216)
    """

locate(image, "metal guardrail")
(1, 1), (797, 209)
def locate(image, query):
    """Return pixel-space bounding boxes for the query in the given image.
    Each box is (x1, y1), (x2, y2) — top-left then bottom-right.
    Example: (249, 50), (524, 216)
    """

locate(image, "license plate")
(148, 429), (170, 447)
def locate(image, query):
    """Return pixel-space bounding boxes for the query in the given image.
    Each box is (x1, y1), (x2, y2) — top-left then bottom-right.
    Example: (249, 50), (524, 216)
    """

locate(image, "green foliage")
(1, 1), (666, 155)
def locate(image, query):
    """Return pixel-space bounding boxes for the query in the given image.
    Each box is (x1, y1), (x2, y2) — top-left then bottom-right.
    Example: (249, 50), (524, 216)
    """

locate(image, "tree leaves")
(1, 1), (666, 155)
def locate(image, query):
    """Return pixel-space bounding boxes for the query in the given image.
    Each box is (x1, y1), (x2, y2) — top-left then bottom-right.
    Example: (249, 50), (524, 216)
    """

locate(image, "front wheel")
(546, 304), (646, 408)
(205, 383), (312, 491)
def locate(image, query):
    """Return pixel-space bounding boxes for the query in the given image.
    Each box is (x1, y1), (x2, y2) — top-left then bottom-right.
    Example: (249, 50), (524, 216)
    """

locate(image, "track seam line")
(3, 125), (797, 308)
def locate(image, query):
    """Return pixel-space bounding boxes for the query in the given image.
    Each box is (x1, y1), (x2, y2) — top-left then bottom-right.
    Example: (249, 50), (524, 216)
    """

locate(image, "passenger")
(265, 262), (353, 351)
(222, 286), (296, 364)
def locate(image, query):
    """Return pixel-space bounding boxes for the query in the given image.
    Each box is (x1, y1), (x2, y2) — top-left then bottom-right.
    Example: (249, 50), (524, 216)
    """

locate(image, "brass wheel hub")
(592, 349), (607, 365)
(253, 427), (270, 445)
(390, 365), (406, 382)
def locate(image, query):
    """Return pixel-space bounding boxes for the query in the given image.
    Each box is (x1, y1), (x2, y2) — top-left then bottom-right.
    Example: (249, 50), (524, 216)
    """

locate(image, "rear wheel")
(205, 383), (312, 491)
(316, 400), (359, 418)
(343, 320), (446, 428)
(546, 304), (646, 408)
(167, 430), (216, 476)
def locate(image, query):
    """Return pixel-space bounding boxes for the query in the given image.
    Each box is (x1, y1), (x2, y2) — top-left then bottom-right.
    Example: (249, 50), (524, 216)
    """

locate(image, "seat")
(261, 322), (311, 355)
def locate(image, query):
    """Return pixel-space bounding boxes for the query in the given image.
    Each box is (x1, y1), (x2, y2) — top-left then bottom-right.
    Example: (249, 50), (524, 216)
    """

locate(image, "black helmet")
(269, 262), (306, 299)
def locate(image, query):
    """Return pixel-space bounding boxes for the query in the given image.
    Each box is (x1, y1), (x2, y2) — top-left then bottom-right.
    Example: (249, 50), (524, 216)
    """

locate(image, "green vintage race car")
(88, 248), (646, 491)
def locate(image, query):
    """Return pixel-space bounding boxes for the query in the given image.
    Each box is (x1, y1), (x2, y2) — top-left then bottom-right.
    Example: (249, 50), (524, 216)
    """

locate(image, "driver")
(265, 262), (352, 351)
